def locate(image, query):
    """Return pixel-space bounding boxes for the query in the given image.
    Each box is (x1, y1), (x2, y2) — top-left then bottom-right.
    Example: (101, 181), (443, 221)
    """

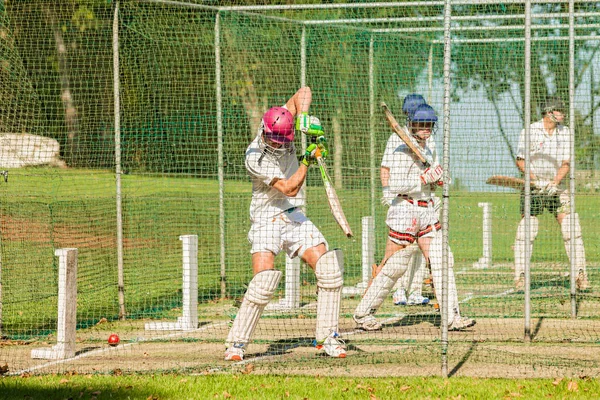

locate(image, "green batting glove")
(316, 136), (329, 159)
(296, 112), (325, 137)
(300, 143), (318, 167)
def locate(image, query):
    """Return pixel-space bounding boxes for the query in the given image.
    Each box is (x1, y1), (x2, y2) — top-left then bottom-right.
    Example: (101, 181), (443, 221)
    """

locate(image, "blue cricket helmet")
(410, 104), (438, 123)
(402, 94), (426, 116)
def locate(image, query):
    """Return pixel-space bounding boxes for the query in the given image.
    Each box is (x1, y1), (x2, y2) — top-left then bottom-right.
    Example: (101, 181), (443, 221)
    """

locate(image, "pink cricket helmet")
(262, 107), (295, 144)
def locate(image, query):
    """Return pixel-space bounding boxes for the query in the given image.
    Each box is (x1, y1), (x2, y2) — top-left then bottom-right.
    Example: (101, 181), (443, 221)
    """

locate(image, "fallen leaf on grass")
(400, 386), (410, 392)
(179, 378), (188, 383)
(552, 377), (562, 386)
(146, 395), (159, 400)
(60, 379), (69, 384)
(243, 363), (255, 374)
(567, 381), (578, 392)
(223, 392), (232, 399)
(285, 391), (290, 397)
(96, 318), (108, 325)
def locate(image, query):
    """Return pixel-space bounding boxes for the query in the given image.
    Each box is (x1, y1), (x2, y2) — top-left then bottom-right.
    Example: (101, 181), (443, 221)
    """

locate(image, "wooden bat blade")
(486, 175), (529, 190)
(316, 157), (353, 238)
(380, 101), (429, 167)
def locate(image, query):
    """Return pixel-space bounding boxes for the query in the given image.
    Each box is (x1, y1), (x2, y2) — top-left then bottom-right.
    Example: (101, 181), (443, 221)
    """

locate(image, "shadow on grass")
(448, 340), (478, 377)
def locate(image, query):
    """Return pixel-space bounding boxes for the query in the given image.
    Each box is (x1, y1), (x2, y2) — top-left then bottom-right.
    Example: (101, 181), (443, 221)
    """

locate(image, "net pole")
(428, 43), (434, 103)
(568, 0), (577, 318)
(215, 12), (226, 299)
(523, 0), (532, 342)
(301, 26), (307, 152)
(440, 0), (452, 378)
(369, 34), (376, 221)
(112, 0), (126, 319)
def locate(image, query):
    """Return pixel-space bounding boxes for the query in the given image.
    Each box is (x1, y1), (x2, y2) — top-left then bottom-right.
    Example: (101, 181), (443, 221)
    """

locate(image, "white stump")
(473, 202), (492, 269)
(266, 256), (300, 311)
(31, 249), (78, 360)
(145, 235), (198, 331)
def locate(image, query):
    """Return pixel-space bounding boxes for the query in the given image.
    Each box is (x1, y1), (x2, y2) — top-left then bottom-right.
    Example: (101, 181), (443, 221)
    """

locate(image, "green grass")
(1, 167), (600, 337)
(1, 374), (599, 399)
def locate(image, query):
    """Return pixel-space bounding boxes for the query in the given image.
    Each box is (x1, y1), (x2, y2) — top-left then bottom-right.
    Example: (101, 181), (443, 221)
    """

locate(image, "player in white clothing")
(354, 104), (476, 332)
(383, 94), (431, 307)
(513, 97), (590, 290)
(224, 87), (347, 361)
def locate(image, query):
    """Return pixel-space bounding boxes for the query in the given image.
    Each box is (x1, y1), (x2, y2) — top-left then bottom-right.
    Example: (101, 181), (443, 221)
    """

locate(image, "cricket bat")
(486, 175), (532, 190)
(315, 147), (353, 238)
(380, 102), (430, 168)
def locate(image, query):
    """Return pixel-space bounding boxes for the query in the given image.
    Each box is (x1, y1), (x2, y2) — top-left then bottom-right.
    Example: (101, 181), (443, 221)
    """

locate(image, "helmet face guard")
(258, 107), (295, 158)
(408, 104), (438, 137)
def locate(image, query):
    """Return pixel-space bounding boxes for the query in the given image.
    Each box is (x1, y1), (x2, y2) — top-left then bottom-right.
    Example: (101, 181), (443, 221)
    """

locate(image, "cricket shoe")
(224, 343), (245, 361)
(576, 270), (591, 291)
(353, 314), (382, 331)
(448, 316), (476, 331)
(392, 289), (408, 305)
(315, 332), (346, 358)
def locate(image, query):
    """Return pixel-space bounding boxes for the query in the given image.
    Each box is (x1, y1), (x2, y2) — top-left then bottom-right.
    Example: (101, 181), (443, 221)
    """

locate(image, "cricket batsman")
(513, 97), (590, 290)
(224, 87), (347, 361)
(383, 94), (431, 307)
(354, 103), (476, 332)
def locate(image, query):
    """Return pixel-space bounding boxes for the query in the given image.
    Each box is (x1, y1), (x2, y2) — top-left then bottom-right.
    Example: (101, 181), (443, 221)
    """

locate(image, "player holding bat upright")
(224, 87), (346, 361)
(354, 104), (475, 332)
(382, 94), (431, 307)
(513, 97), (590, 290)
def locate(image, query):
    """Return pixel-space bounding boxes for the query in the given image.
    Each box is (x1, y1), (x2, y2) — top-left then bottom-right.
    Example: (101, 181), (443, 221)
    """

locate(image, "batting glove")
(296, 112), (325, 137)
(533, 179), (550, 193)
(381, 186), (396, 206)
(544, 182), (558, 196)
(300, 143), (318, 167)
(420, 164), (443, 185)
(316, 136), (329, 159)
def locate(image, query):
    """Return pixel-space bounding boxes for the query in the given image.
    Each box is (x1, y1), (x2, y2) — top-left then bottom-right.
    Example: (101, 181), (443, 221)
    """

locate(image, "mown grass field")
(1, 167), (599, 337)
(2, 373), (600, 399)
(1, 168), (600, 380)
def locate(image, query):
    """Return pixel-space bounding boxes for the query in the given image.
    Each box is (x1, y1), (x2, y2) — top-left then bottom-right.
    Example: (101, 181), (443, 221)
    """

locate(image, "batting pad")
(354, 246), (414, 319)
(394, 251), (426, 296)
(428, 232), (460, 321)
(561, 213), (587, 272)
(514, 216), (539, 279)
(315, 249), (344, 341)
(225, 269), (282, 347)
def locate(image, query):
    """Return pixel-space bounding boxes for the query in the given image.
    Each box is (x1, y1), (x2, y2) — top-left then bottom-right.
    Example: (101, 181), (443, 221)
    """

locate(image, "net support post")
(342, 216), (374, 295)
(266, 256), (301, 311)
(145, 235), (198, 331)
(31, 249), (78, 360)
(473, 202), (492, 269)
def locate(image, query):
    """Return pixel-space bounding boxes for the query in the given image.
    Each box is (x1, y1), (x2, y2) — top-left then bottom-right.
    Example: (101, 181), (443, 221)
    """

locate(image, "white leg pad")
(408, 253), (425, 296)
(393, 251), (422, 295)
(561, 213), (586, 273)
(315, 249), (344, 341)
(225, 270), (282, 347)
(514, 216), (538, 279)
(428, 232), (460, 321)
(354, 246), (414, 319)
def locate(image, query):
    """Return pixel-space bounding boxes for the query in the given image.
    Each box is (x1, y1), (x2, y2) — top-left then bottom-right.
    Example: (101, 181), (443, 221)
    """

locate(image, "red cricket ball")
(108, 333), (120, 347)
